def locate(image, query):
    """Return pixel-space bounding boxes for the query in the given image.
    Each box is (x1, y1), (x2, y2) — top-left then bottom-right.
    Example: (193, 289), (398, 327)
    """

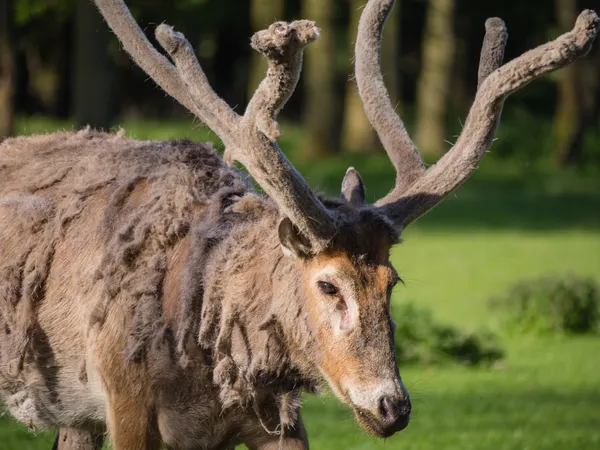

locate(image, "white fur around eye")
(311, 265), (359, 335)
(336, 299), (349, 331)
(333, 293), (358, 335)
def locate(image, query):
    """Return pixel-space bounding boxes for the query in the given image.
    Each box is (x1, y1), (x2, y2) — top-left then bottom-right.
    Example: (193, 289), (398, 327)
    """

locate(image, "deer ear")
(340, 167), (365, 207)
(278, 217), (313, 258)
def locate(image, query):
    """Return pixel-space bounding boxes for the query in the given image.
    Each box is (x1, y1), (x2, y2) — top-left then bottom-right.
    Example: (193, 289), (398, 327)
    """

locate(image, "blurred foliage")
(14, 0), (71, 26)
(3, 0), (600, 162)
(393, 302), (504, 366)
(489, 275), (600, 334)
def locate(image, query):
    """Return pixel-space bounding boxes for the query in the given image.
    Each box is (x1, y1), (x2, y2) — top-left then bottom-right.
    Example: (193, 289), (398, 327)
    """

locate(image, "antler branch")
(93, 0), (200, 119)
(243, 20), (319, 142)
(236, 20), (336, 248)
(154, 25), (241, 145)
(356, 0), (598, 229)
(94, 0), (241, 144)
(355, 0), (425, 194)
(377, 9), (599, 227)
(95, 0), (335, 252)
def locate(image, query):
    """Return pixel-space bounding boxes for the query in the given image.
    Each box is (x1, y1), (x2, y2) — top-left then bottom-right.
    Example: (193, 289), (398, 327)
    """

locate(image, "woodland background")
(1, 1), (600, 449)
(0, 0), (599, 166)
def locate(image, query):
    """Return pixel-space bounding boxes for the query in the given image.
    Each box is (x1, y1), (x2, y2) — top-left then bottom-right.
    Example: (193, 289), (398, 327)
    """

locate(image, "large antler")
(356, 0), (599, 229)
(94, 0), (335, 252)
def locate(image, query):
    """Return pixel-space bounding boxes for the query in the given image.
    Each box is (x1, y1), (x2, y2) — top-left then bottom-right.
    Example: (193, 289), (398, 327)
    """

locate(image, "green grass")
(2, 117), (600, 449)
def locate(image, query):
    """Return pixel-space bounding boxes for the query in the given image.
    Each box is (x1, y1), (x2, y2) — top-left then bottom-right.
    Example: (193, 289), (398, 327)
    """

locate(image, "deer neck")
(180, 203), (320, 406)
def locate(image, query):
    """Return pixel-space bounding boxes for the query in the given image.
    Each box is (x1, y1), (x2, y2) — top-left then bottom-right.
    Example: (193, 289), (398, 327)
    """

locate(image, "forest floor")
(1, 117), (599, 449)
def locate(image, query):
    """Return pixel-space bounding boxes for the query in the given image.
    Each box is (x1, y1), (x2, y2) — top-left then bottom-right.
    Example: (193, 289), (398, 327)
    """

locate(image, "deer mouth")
(352, 406), (409, 438)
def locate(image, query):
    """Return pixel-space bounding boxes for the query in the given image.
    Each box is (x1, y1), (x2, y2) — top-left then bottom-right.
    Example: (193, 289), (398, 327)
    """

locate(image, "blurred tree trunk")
(248, 0), (284, 97)
(55, 22), (72, 119)
(553, 0), (599, 166)
(449, 18), (469, 114)
(342, 0), (400, 153)
(0, 0), (15, 137)
(415, 0), (456, 158)
(302, 0), (337, 157)
(72, 0), (114, 130)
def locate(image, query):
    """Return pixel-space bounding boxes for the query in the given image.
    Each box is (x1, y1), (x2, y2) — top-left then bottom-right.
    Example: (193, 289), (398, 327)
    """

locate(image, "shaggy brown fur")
(0, 129), (399, 448)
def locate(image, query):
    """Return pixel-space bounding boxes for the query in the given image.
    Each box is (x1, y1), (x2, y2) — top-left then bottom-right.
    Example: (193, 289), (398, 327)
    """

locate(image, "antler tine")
(154, 14), (336, 249)
(378, 9), (599, 227)
(94, 0), (240, 145)
(154, 25), (241, 145)
(161, 19), (336, 249)
(355, 0), (425, 195)
(234, 20), (337, 249)
(478, 18), (508, 88)
(95, 0), (335, 251)
(243, 20), (320, 142)
(374, 12), (507, 214)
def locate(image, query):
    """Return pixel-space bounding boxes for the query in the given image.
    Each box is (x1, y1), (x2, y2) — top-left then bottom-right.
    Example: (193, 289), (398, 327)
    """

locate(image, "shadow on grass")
(3, 387), (599, 450)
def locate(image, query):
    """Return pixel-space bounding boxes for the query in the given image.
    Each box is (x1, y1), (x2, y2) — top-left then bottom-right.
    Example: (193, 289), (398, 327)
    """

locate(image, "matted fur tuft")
(0, 130), (246, 380)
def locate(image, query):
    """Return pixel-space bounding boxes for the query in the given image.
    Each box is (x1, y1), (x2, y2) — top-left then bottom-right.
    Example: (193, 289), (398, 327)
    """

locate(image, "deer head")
(93, 0), (598, 439)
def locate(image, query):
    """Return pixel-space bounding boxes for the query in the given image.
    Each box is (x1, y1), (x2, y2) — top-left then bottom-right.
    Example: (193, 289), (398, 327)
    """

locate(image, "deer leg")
(105, 395), (159, 450)
(52, 428), (104, 450)
(101, 356), (157, 449)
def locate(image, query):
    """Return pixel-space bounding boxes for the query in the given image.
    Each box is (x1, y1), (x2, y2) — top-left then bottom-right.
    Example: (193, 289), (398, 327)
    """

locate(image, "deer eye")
(317, 281), (338, 296)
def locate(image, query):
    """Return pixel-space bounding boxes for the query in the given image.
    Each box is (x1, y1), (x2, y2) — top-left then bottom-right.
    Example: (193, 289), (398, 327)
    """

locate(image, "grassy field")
(1, 117), (599, 449)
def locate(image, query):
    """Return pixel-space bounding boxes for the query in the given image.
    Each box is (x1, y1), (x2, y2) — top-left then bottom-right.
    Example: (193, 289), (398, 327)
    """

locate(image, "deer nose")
(378, 395), (411, 434)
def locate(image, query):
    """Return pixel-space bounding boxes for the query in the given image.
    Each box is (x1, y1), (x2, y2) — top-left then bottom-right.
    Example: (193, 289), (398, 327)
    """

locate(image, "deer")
(0, 0), (597, 448)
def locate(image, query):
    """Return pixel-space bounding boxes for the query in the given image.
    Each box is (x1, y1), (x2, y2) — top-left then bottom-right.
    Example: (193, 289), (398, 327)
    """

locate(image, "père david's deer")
(0, 0), (598, 449)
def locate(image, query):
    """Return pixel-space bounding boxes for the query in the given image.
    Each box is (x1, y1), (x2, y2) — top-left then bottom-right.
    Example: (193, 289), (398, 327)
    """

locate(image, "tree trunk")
(248, 0), (284, 98)
(0, 0), (15, 137)
(301, 0), (338, 157)
(553, 0), (599, 166)
(52, 428), (104, 450)
(72, 0), (114, 130)
(414, 0), (456, 158)
(55, 21), (72, 119)
(342, 0), (400, 153)
(449, 19), (469, 115)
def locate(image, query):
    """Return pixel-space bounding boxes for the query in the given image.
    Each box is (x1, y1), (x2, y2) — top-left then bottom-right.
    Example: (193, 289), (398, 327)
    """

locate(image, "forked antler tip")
(574, 9), (599, 43)
(251, 20), (320, 57)
(576, 9), (599, 29)
(293, 20), (321, 45)
(559, 9), (599, 59)
(155, 24), (183, 55)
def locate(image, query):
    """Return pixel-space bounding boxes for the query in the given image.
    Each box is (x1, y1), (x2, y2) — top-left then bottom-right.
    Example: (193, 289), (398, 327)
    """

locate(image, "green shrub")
(489, 275), (600, 334)
(392, 302), (503, 367)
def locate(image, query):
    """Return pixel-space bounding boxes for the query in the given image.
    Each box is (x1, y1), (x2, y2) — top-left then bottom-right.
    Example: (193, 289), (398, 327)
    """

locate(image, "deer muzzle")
(347, 379), (411, 438)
